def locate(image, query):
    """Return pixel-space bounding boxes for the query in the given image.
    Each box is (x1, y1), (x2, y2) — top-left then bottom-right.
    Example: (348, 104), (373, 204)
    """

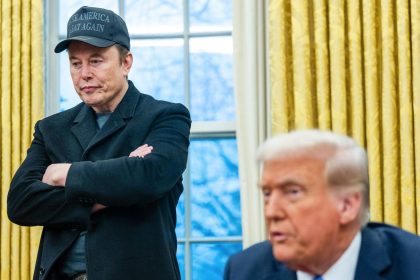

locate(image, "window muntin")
(130, 39), (185, 103)
(189, 37), (235, 121)
(189, 0), (232, 32)
(125, 0), (184, 34)
(190, 138), (241, 238)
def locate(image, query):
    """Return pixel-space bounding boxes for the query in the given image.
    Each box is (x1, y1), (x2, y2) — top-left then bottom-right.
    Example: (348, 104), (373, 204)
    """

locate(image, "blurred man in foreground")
(224, 129), (420, 280)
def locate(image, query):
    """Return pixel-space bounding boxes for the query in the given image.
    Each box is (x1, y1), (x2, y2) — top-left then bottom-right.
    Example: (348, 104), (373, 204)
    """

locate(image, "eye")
(70, 61), (81, 69)
(261, 188), (271, 202)
(284, 185), (303, 201)
(90, 58), (102, 66)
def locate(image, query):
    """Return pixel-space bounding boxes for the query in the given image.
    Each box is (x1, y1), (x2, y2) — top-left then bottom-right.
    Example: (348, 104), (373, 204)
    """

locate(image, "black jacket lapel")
(70, 105), (98, 151)
(354, 226), (391, 280)
(72, 81), (141, 156)
(86, 110), (126, 152)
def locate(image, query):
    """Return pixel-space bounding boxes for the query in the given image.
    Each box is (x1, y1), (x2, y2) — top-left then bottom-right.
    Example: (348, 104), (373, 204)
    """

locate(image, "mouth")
(270, 231), (288, 242)
(81, 86), (99, 93)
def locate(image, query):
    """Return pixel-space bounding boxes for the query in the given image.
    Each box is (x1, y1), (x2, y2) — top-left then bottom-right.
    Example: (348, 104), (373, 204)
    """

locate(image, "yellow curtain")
(269, 0), (420, 234)
(0, 0), (44, 279)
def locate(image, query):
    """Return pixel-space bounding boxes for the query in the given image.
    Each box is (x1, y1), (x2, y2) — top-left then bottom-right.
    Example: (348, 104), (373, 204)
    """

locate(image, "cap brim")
(54, 36), (116, 53)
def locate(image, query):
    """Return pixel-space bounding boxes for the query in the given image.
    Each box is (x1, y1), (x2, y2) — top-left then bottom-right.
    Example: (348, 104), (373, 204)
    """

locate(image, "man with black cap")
(7, 6), (190, 280)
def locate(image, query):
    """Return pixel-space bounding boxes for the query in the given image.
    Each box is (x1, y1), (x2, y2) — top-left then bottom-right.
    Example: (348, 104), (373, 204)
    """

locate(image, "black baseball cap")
(54, 6), (130, 53)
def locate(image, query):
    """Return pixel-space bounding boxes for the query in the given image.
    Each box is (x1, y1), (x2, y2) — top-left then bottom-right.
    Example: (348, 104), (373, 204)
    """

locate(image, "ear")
(336, 191), (362, 225)
(122, 52), (133, 75)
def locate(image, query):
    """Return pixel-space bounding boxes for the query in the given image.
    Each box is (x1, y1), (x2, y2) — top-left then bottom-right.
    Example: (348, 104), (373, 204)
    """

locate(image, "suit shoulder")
(136, 93), (190, 122)
(360, 222), (420, 278)
(38, 103), (84, 126)
(140, 93), (189, 112)
(367, 222), (420, 241)
(366, 222), (420, 252)
(231, 241), (273, 262)
(225, 241), (282, 280)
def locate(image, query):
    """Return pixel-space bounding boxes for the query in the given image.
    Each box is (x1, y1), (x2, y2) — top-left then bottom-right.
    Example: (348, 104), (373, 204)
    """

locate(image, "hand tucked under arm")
(42, 163), (71, 187)
(129, 144), (153, 158)
(91, 144), (153, 214)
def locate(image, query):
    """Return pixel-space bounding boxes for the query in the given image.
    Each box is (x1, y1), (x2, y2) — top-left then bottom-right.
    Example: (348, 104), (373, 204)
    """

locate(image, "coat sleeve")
(65, 103), (191, 207)
(7, 121), (91, 228)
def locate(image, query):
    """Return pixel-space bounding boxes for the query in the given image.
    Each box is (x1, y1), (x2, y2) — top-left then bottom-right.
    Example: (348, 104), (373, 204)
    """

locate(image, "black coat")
(224, 222), (420, 280)
(8, 81), (191, 280)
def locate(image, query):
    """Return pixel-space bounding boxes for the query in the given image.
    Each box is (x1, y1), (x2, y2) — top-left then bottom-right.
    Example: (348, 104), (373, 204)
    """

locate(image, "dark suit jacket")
(7, 81), (191, 280)
(224, 223), (420, 280)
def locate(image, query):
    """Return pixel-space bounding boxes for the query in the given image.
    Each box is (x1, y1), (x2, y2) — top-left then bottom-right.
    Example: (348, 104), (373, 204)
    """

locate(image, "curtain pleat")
(346, 0), (364, 144)
(270, 0), (292, 132)
(361, 0), (384, 223)
(29, 0), (43, 273)
(313, 0), (331, 130)
(0, 1), (44, 279)
(396, 0), (416, 233)
(328, 0), (347, 134)
(11, 0), (23, 276)
(412, 0), (420, 233)
(291, 0), (314, 128)
(381, 0), (400, 226)
(1, 1), (14, 279)
(269, 0), (420, 233)
(21, 2), (33, 278)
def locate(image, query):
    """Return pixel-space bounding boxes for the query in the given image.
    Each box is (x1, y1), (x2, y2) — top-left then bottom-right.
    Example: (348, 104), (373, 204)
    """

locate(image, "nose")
(80, 64), (93, 80)
(265, 190), (286, 221)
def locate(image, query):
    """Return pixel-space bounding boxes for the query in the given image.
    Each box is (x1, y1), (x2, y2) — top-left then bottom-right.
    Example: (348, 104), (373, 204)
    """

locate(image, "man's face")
(260, 155), (343, 271)
(67, 41), (132, 113)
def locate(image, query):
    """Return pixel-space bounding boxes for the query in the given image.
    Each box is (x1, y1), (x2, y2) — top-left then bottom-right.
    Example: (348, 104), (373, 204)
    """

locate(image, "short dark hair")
(115, 43), (130, 64)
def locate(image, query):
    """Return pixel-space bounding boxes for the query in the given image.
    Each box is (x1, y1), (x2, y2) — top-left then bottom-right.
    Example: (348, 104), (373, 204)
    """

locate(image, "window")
(46, 0), (242, 279)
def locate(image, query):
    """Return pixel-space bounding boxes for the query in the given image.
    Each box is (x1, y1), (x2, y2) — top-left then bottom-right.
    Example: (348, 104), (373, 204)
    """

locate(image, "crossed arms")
(42, 144), (154, 213)
(7, 103), (191, 228)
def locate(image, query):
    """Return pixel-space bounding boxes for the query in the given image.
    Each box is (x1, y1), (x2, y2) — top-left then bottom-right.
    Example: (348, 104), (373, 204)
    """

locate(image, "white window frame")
(232, 0), (270, 247)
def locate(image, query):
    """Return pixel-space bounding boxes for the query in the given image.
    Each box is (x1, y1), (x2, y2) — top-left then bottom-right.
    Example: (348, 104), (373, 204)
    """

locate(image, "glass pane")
(130, 39), (185, 104)
(176, 193), (185, 238)
(59, 0), (119, 36)
(190, 37), (235, 121)
(190, 0), (232, 32)
(191, 242), (242, 280)
(125, 0), (183, 34)
(190, 139), (241, 237)
(177, 244), (185, 280)
(59, 53), (82, 111)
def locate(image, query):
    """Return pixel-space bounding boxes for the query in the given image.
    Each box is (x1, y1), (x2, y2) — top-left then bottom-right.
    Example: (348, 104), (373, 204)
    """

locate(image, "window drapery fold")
(0, 1), (44, 279)
(269, 0), (419, 233)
